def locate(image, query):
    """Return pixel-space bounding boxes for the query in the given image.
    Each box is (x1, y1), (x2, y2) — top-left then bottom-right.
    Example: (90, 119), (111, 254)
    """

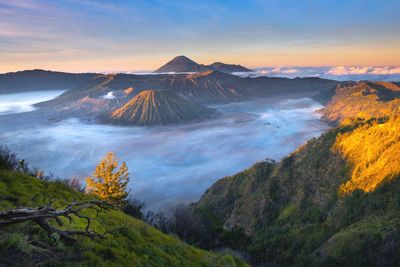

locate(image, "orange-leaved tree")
(86, 152), (130, 203)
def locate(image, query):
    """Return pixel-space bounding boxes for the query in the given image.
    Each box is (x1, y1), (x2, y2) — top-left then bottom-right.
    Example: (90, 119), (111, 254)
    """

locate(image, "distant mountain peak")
(154, 56), (253, 73)
(154, 55), (207, 73)
(170, 55), (197, 63)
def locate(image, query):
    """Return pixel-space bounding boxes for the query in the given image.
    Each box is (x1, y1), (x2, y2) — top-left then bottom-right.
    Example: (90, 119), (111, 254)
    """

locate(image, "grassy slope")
(196, 118), (400, 266)
(334, 116), (400, 194)
(0, 168), (247, 267)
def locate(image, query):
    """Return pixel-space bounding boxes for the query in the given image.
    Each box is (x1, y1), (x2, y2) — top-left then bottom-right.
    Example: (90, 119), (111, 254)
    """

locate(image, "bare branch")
(0, 200), (115, 243)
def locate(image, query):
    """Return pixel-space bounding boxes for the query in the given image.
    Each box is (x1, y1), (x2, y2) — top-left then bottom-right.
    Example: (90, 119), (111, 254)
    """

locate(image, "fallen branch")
(0, 200), (114, 243)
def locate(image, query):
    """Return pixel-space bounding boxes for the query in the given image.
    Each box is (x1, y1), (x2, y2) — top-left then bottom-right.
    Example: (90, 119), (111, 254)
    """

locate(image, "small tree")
(86, 152), (130, 204)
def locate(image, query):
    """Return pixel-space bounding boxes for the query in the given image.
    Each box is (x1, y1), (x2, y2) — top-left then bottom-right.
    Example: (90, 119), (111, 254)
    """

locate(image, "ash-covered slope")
(0, 69), (96, 94)
(108, 89), (217, 126)
(162, 71), (256, 102)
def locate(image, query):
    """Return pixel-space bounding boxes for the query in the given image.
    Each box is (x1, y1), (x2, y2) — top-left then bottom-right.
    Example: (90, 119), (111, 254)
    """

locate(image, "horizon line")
(2, 65), (400, 75)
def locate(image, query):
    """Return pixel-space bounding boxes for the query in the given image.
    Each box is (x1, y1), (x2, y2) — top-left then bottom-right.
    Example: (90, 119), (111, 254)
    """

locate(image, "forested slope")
(196, 116), (400, 266)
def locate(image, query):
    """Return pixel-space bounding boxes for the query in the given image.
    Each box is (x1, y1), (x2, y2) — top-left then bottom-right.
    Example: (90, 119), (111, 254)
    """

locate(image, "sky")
(0, 0), (399, 73)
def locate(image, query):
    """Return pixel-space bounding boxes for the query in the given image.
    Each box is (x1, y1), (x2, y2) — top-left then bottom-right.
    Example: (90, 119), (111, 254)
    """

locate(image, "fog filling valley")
(0, 91), (330, 211)
(0, 90), (64, 115)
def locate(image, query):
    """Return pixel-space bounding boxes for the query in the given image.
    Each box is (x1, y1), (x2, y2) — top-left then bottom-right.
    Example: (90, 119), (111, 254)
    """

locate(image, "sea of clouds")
(0, 93), (329, 211)
(0, 90), (64, 115)
(119, 66), (400, 82)
(233, 66), (400, 81)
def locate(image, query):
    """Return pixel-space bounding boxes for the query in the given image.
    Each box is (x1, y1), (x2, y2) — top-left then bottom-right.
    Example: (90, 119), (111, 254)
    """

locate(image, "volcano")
(108, 89), (217, 126)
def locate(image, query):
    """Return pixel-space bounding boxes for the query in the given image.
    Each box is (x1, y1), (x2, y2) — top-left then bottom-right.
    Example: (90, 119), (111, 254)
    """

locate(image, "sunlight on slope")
(334, 116), (400, 194)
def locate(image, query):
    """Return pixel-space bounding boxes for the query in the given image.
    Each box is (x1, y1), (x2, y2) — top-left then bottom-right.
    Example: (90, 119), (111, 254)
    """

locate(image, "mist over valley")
(0, 92), (329, 210)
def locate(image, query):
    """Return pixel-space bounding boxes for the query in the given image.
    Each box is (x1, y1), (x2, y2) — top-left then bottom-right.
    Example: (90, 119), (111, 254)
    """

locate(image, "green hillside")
(195, 117), (400, 266)
(0, 167), (247, 266)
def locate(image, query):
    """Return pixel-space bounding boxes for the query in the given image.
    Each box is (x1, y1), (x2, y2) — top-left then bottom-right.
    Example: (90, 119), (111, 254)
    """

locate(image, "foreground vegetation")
(0, 153), (247, 266)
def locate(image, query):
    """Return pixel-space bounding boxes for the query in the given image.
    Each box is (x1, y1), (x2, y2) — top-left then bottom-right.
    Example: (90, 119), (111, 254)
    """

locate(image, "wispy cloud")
(327, 66), (400, 76)
(0, 0), (44, 11)
(65, 0), (122, 11)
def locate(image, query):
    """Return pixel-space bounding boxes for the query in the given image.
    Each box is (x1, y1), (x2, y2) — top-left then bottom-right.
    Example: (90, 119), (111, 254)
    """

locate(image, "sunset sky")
(0, 0), (399, 73)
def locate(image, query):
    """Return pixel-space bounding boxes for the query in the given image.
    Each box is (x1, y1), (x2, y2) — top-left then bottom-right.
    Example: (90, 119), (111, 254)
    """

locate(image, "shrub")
(122, 198), (145, 219)
(0, 146), (18, 170)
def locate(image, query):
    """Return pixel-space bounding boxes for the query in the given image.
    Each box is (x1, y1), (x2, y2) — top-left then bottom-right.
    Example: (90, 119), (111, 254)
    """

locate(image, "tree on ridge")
(86, 152), (130, 204)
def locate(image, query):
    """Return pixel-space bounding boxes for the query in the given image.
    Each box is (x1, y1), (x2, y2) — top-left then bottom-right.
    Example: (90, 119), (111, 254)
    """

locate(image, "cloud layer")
(0, 95), (329, 211)
(234, 66), (400, 81)
(0, 90), (64, 115)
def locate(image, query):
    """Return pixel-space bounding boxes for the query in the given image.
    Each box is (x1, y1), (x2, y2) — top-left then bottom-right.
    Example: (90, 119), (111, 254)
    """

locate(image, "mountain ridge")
(41, 71), (338, 107)
(0, 69), (97, 94)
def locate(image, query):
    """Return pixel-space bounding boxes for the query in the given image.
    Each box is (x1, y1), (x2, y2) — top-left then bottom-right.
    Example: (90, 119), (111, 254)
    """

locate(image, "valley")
(0, 90), (329, 211)
(0, 57), (337, 212)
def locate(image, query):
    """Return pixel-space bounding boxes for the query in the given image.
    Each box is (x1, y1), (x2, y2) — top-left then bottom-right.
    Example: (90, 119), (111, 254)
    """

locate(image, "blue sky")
(0, 0), (399, 72)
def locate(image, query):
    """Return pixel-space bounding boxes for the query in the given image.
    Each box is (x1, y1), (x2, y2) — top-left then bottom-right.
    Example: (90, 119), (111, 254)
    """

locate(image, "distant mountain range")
(44, 70), (338, 105)
(0, 69), (96, 94)
(0, 59), (340, 126)
(2, 62), (399, 96)
(154, 55), (252, 73)
(107, 89), (217, 126)
(26, 68), (338, 126)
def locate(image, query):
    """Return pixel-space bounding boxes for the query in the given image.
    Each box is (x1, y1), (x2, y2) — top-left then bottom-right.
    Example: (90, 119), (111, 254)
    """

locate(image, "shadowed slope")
(209, 62), (252, 73)
(109, 89), (217, 126)
(0, 70), (96, 94)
